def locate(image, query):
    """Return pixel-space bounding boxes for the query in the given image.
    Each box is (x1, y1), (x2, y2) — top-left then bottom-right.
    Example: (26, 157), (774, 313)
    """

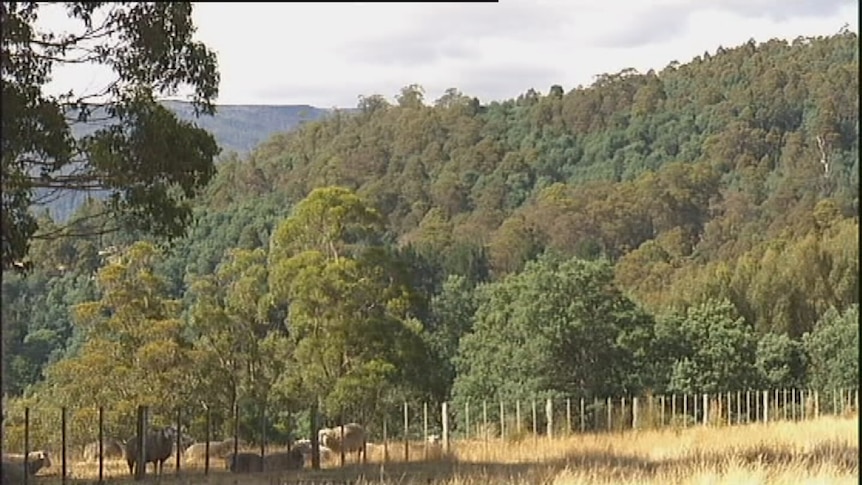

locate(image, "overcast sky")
(40, 0), (858, 108)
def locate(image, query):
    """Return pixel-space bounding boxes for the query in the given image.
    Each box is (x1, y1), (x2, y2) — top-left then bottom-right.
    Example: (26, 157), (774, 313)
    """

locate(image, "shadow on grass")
(12, 450), (655, 485)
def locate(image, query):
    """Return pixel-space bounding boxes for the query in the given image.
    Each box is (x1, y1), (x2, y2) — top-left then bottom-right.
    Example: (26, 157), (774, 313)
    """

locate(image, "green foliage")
(426, 275), (479, 401)
(186, 246), (294, 439)
(452, 254), (655, 410)
(268, 187), (435, 421)
(755, 332), (807, 389)
(802, 304), (859, 392)
(2, 2), (220, 269)
(8, 242), (197, 449)
(2, 33), (858, 416)
(658, 299), (759, 394)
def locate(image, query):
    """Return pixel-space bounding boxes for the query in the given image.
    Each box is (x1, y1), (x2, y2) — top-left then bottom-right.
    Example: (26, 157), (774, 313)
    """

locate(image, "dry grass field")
(21, 415), (859, 485)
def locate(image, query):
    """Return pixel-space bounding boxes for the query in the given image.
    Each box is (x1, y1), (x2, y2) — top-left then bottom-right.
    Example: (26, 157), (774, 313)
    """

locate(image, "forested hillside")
(3, 33), (857, 445)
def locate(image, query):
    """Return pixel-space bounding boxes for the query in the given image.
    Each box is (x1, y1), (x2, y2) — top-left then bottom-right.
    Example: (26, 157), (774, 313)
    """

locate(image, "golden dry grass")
(22, 415), (858, 485)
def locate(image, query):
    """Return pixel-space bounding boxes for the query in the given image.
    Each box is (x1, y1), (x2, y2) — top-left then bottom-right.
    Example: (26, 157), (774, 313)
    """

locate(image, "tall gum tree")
(267, 187), (433, 421)
(186, 247), (293, 440)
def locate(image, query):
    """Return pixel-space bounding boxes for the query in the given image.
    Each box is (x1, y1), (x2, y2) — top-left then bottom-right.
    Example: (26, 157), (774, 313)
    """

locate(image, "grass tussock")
(21, 416), (858, 485)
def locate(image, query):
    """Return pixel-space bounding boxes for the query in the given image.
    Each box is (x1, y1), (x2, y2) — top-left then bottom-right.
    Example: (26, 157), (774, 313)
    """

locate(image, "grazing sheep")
(83, 438), (126, 462)
(2, 450), (52, 476)
(225, 452), (263, 473)
(185, 439), (245, 461)
(291, 439), (332, 462)
(125, 426), (179, 477)
(263, 448), (303, 471)
(318, 423), (366, 462)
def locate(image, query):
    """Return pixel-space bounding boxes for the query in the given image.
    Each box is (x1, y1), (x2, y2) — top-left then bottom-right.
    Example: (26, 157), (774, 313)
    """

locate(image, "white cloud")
(39, 0), (859, 108)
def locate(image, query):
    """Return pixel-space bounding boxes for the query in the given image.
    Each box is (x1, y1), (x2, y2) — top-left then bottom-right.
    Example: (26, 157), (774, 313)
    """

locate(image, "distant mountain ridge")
(160, 100), (332, 156)
(42, 101), (332, 222)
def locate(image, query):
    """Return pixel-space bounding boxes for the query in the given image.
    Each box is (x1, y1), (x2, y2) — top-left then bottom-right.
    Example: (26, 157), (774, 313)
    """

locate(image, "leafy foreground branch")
(1, 2), (220, 269)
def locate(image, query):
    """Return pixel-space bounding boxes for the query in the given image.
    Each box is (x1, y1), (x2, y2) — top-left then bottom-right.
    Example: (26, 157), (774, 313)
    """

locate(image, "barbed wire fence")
(1, 388), (857, 483)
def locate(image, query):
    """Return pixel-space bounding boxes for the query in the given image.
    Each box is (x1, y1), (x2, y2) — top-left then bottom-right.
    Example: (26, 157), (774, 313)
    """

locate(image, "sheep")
(318, 423), (366, 462)
(291, 439), (333, 462)
(124, 426), (179, 477)
(262, 448), (304, 471)
(225, 451), (263, 473)
(83, 438), (126, 462)
(2, 450), (52, 476)
(185, 439), (246, 461)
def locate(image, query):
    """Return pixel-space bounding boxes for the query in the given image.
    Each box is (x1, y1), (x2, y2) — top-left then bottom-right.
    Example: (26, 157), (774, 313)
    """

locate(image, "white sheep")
(318, 423), (366, 462)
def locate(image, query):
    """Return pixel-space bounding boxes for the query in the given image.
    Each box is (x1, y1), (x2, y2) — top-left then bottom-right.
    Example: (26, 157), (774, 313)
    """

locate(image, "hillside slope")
(3, 33), (858, 400)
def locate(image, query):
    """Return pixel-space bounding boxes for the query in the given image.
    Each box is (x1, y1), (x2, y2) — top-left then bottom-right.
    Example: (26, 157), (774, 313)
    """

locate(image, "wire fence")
(1, 388), (858, 483)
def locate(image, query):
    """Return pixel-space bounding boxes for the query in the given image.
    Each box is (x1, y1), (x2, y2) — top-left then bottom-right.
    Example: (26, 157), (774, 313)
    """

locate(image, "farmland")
(19, 415), (859, 485)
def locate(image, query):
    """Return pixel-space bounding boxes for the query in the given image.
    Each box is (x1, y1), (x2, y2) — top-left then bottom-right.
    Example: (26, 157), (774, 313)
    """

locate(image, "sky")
(39, 0), (859, 109)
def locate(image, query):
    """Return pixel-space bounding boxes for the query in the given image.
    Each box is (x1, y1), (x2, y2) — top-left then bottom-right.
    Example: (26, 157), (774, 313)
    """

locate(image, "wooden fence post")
(204, 408), (211, 475)
(593, 397), (599, 430)
(791, 389), (797, 421)
(499, 400), (506, 441)
(671, 394), (676, 425)
(801, 390), (807, 420)
(482, 400), (488, 446)
(682, 395), (688, 427)
(98, 406), (105, 484)
(660, 395), (665, 428)
(135, 405), (147, 480)
(606, 397), (612, 432)
(814, 389), (820, 419)
(233, 403), (240, 468)
(423, 401), (429, 459)
(726, 392), (731, 426)
(465, 401), (471, 440)
(441, 402), (450, 454)
(531, 399), (538, 442)
(515, 400), (521, 435)
(648, 395), (654, 429)
(177, 407), (186, 473)
(736, 391), (741, 425)
(24, 407), (30, 485)
(621, 397), (626, 432)
(382, 414), (389, 463)
(632, 397), (639, 430)
(546, 398), (553, 439)
(693, 394), (698, 426)
(403, 401), (410, 462)
(770, 389), (779, 421)
(580, 398), (585, 433)
(61, 406), (67, 485)
(566, 398), (571, 435)
(338, 408), (348, 468)
(763, 390), (769, 424)
(746, 390), (751, 423)
(702, 394), (708, 426)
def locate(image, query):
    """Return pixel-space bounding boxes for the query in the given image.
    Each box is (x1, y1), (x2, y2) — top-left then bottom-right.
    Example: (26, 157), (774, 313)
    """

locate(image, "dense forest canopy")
(2, 32), (858, 448)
